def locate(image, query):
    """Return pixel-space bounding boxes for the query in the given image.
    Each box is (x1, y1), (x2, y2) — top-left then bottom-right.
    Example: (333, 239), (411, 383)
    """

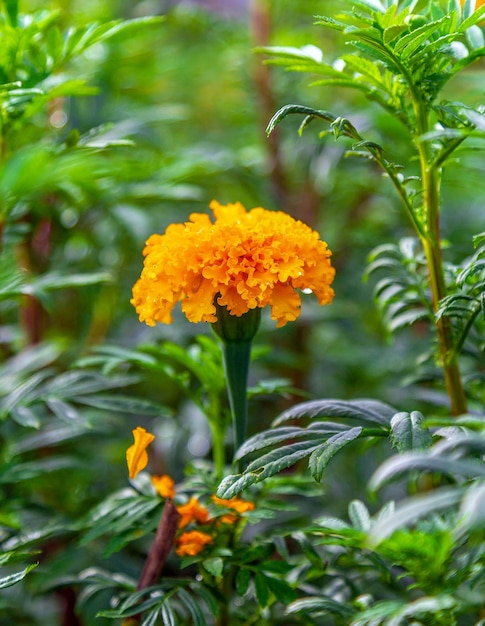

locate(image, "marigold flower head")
(175, 530), (213, 557)
(151, 474), (176, 499)
(126, 427), (155, 479)
(176, 497), (210, 528)
(131, 201), (335, 329)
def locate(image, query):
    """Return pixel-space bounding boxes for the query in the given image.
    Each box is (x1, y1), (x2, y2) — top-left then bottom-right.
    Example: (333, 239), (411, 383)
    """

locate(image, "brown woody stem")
(121, 499), (180, 626)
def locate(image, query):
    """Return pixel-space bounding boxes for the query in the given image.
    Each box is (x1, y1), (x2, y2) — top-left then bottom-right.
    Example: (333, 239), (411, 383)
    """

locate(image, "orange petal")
(126, 427), (155, 479)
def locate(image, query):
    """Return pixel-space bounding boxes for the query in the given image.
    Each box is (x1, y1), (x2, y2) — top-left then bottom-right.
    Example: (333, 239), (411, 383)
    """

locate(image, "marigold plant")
(131, 200), (335, 328)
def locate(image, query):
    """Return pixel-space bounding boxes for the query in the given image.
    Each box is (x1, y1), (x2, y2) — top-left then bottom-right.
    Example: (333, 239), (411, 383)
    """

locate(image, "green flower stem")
(220, 339), (252, 453)
(212, 304), (261, 465)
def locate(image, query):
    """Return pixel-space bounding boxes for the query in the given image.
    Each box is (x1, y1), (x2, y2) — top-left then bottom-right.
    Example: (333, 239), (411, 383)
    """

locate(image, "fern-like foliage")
(261, 1), (485, 129)
(365, 237), (434, 333)
(437, 232), (485, 362)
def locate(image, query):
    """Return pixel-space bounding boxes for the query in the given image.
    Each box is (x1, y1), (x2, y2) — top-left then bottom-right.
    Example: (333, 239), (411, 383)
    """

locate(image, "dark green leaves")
(390, 411), (433, 452)
(218, 399), (393, 498)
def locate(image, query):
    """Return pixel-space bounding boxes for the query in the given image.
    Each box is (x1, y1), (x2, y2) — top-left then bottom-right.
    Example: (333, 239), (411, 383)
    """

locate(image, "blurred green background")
(1, 0), (484, 623)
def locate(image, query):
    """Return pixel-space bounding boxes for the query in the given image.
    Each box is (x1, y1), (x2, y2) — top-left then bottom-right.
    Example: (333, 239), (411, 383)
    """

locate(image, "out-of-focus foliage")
(1, 0), (485, 624)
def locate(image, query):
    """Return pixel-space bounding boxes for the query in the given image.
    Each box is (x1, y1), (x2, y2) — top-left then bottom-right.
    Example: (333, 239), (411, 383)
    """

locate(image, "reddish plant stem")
(122, 499), (180, 626)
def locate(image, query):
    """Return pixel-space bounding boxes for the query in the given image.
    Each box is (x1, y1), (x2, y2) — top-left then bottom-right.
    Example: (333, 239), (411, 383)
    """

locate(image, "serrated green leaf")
(394, 16), (450, 59)
(390, 411), (433, 452)
(235, 422), (347, 460)
(202, 557), (223, 579)
(348, 500), (371, 532)
(309, 427), (363, 482)
(275, 398), (395, 427)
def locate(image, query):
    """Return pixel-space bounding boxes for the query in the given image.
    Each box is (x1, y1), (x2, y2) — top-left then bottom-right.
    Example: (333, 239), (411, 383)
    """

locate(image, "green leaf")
(29, 271), (111, 294)
(235, 422), (348, 460)
(235, 568), (251, 596)
(390, 411), (433, 452)
(11, 423), (94, 456)
(254, 572), (270, 607)
(10, 405), (42, 428)
(202, 557), (223, 579)
(348, 500), (371, 532)
(4, 0), (18, 26)
(370, 453), (485, 493)
(456, 482), (485, 533)
(274, 398), (395, 427)
(0, 456), (79, 483)
(286, 596), (355, 618)
(72, 394), (170, 416)
(220, 440), (323, 498)
(265, 575), (297, 605)
(0, 563), (38, 589)
(176, 587), (207, 626)
(368, 487), (462, 545)
(393, 16), (451, 59)
(309, 427), (363, 482)
(266, 104), (337, 136)
(160, 602), (176, 626)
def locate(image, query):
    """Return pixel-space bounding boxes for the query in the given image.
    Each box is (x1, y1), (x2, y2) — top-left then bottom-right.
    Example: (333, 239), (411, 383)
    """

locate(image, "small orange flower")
(212, 495), (255, 524)
(151, 474), (176, 499)
(212, 495), (255, 514)
(176, 497), (210, 528)
(175, 530), (213, 557)
(126, 427), (155, 479)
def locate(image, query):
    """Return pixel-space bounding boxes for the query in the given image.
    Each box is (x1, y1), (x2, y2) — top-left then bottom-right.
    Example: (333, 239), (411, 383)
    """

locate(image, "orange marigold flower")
(212, 495), (255, 514)
(126, 427), (155, 479)
(177, 497), (210, 528)
(175, 530), (213, 557)
(151, 474), (176, 499)
(131, 200), (335, 329)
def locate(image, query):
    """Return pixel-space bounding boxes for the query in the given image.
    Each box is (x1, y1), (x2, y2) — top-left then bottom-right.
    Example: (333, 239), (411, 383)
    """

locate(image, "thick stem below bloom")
(212, 305), (261, 463)
(221, 339), (252, 454)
